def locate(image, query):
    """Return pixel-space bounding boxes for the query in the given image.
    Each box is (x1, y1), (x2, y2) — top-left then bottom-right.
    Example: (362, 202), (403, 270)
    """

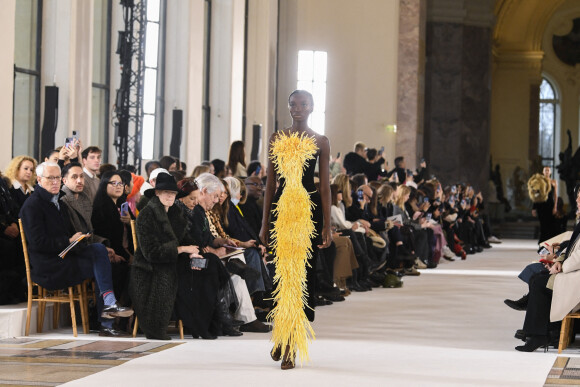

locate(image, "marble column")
(424, 23), (492, 190)
(396, 0), (426, 170)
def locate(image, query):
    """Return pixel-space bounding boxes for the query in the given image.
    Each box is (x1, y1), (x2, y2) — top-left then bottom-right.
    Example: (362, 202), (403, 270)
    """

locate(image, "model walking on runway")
(260, 90), (332, 369)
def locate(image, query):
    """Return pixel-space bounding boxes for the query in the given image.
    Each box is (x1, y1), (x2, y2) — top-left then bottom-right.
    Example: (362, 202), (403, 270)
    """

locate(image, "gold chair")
(558, 312), (580, 353)
(18, 219), (89, 337)
(130, 220), (184, 339)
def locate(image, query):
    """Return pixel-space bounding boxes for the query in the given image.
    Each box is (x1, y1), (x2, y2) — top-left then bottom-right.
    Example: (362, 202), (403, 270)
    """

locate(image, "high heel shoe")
(281, 345), (295, 370)
(515, 335), (549, 352)
(271, 345), (282, 362)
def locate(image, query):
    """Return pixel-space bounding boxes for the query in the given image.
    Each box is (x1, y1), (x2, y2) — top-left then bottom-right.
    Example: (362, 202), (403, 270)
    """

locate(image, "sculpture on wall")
(556, 129), (580, 216)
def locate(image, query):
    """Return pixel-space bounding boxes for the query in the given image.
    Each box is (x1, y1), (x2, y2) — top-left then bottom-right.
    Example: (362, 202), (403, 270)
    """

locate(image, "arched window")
(539, 78), (558, 168)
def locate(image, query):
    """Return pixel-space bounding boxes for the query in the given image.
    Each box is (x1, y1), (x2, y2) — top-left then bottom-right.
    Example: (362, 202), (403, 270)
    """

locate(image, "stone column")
(396, 0), (426, 171)
(0, 0), (16, 168)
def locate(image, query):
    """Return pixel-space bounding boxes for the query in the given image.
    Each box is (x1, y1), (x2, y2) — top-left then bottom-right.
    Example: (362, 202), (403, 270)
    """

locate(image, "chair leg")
(38, 292), (46, 334)
(133, 316), (139, 338)
(53, 300), (60, 330)
(178, 320), (184, 340)
(68, 287), (78, 337)
(77, 284), (88, 334)
(559, 316), (573, 353)
(25, 291), (32, 336)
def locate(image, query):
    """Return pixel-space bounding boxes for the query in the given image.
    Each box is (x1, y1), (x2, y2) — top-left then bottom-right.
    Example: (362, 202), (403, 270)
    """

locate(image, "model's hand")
(317, 227), (332, 249)
(259, 226), (269, 247)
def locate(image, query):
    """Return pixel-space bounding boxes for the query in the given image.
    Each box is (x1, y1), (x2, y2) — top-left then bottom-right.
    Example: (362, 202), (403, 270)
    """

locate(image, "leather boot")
(215, 294), (243, 337)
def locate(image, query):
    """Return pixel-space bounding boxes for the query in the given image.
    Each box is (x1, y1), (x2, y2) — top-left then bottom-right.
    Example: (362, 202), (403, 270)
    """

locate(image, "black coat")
(92, 195), (133, 260)
(343, 152), (385, 179)
(226, 204), (258, 242)
(129, 196), (192, 338)
(19, 185), (85, 290)
(238, 197), (262, 238)
(189, 204), (216, 249)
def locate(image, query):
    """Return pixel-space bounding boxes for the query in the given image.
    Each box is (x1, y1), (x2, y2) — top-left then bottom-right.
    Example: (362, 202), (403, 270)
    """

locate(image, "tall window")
(92, 0), (112, 158)
(539, 78), (558, 168)
(13, 0), (42, 158)
(141, 0), (163, 160)
(297, 50), (327, 135)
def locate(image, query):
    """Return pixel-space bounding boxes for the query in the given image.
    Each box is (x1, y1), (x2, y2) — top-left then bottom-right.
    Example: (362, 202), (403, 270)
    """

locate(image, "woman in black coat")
(129, 173), (202, 340)
(92, 171), (134, 303)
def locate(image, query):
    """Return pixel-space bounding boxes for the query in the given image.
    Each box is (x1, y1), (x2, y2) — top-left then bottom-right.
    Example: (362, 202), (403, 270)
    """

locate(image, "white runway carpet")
(38, 240), (566, 386)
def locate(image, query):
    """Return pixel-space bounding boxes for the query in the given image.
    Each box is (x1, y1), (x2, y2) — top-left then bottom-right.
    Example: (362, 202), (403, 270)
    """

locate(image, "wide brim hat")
(144, 172), (178, 198)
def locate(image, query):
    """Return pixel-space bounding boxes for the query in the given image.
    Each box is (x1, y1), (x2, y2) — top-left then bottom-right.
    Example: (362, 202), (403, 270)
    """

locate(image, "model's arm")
(259, 132), (278, 247)
(318, 135), (332, 248)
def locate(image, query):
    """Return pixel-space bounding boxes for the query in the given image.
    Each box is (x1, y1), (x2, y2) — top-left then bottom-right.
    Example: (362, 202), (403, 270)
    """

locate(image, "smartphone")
(255, 166), (261, 175)
(357, 190), (364, 201)
(190, 257), (208, 269)
(336, 152), (341, 159)
(120, 202), (129, 216)
(538, 247), (549, 256)
(379, 146), (384, 155)
(65, 137), (74, 147)
(423, 197), (429, 203)
(426, 213), (432, 220)
(451, 185), (457, 193)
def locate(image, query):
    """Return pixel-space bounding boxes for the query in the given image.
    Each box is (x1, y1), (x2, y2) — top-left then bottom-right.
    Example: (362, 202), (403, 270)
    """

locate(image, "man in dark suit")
(239, 176), (263, 237)
(19, 161), (133, 336)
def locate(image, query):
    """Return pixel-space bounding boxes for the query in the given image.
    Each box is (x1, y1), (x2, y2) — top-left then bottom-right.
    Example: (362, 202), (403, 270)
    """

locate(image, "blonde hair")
(332, 173), (352, 207)
(377, 184), (394, 205)
(5, 156), (38, 189)
(191, 165), (210, 178)
(394, 185), (411, 208)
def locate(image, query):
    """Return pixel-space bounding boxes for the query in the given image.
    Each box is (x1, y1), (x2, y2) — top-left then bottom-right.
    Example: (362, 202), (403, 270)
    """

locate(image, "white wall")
(0, 0), (16, 169)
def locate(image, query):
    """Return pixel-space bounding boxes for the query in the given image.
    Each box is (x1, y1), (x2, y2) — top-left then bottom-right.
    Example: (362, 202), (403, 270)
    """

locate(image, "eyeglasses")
(108, 181), (125, 187)
(42, 175), (61, 183)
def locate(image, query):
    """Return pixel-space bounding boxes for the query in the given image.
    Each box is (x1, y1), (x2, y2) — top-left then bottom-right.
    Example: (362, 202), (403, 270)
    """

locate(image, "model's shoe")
(271, 345), (282, 361)
(504, 294), (528, 311)
(101, 304), (134, 319)
(515, 335), (549, 352)
(281, 345), (295, 370)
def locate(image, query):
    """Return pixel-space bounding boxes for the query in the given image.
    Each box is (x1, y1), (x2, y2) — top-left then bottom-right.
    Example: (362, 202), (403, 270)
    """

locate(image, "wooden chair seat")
(19, 219), (89, 336)
(130, 220), (184, 339)
(559, 312), (580, 353)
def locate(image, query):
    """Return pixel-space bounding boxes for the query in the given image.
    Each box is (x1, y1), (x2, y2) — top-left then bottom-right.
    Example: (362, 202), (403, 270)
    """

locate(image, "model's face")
(83, 152), (102, 173)
(18, 160), (34, 184)
(199, 188), (220, 211)
(38, 166), (62, 194)
(180, 190), (199, 210)
(543, 167), (551, 178)
(156, 190), (177, 208)
(107, 175), (125, 200)
(63, 166), (85, 193)
(288, 93), (313, 122)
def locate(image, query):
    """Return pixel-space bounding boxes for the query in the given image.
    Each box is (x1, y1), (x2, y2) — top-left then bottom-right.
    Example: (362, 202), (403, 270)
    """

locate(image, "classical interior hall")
(2, 0), (580, 385)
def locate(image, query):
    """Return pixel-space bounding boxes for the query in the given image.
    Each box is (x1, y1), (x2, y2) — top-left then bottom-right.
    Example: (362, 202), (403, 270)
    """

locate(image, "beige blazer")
(550, 236), (580, 322)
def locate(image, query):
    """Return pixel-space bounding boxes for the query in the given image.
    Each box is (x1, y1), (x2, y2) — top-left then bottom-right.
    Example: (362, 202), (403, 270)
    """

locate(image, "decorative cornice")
(427, 0), (495, 28)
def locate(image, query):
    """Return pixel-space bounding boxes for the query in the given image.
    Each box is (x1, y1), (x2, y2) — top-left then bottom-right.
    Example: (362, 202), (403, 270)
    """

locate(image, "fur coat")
(550, 222), (580, 322)
(129, 196), (192, 338)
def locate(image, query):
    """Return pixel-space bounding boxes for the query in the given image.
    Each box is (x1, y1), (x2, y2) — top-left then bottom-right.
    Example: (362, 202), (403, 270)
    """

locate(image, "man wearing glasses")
(19, 162), (133, 337)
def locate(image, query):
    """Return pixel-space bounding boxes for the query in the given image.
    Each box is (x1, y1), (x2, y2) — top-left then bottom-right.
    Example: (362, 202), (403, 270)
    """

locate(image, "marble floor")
(4, 239), (573, 386)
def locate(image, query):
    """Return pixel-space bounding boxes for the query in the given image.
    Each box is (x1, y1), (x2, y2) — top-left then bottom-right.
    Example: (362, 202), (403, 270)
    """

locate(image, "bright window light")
(141, 2), (161, 159)
(297, 50), (327, 135)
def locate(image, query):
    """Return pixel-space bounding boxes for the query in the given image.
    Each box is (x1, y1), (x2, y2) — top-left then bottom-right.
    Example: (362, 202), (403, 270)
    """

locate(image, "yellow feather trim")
(268, 131), (318, 365)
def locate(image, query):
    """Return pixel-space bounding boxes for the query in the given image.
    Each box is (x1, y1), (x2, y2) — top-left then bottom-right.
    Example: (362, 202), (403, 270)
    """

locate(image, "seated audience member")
(144, 160), (161, 179)
(98, 163), (117, 178)
(56, 139), (82, 168)
(126, 173), (144, 215)
(138, 167), (169, 206)
(246, 160), (264, 178)
(170, 170), (186, 183)
(130, 173), (228, 340)
(227, 141), (248, 178)
(191, 165), (210, 178)
(515, 188), (580, 352)
(239, 176), (264, 237)
(20, 161), (133, 337)
(159, 155), (177, 171)
(211, 159), (227, 178)
(81, 146), (103, 201)
(44, 149), (59, 164)
(175, 178), (262, 334)
(5, 156), (37, 208)
(201, 160), (215, 174)
(92, 171), (134, 305)
(0, 171), (25, 304)
(223, 177), (270, 294)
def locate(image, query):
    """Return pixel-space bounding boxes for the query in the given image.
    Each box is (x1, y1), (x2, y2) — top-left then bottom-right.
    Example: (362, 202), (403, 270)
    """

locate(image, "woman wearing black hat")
(129, 173), (204, 340)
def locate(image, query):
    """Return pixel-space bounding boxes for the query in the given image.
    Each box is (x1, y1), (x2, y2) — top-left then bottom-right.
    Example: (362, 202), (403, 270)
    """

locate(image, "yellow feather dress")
(268, 131), (318, 365)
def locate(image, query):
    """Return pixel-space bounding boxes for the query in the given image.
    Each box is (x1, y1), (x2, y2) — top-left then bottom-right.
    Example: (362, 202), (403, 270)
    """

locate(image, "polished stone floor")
(3, 239), (574, 386)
